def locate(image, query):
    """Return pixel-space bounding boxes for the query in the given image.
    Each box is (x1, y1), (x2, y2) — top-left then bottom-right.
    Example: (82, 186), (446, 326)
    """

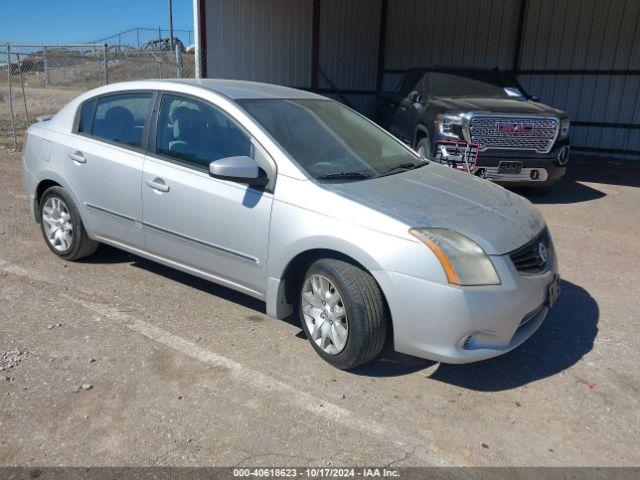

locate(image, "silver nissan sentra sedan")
(22, 79), (560, 369)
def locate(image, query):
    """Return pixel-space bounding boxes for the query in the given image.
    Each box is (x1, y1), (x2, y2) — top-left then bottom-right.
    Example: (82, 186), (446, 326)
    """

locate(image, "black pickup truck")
(375, 68), (570, 191)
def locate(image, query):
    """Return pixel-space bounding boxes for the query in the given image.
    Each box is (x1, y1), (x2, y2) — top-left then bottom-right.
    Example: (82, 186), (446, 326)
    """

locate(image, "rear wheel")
(299, 258), (388, 369)
(39, 186), (98, 261)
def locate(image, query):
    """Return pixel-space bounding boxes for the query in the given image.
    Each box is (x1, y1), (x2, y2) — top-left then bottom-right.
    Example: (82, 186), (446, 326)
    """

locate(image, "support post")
(376, 0), (389, 93)
(17, 53), (29, 125)
(310, 0), (321, 91)
(175, 43), (183, 78)
(194, 0), (207, 78)
(512, 0), (528, 73)
(43, 46), (49, 86)
(102, 43), (109, 85)
(168, 0), (175, 49)
(6, 43), (18, 150)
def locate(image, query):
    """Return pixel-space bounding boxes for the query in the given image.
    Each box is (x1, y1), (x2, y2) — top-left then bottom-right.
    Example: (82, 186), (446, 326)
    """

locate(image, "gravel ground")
(0, 151), (638, 467)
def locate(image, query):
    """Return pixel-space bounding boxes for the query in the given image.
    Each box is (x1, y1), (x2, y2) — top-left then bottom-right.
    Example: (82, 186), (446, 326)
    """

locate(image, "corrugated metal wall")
(205, 0), (313, 87)
(517, 0), (640, 157)
(318, 0), (382, 116)
(202, 0), (640, 157)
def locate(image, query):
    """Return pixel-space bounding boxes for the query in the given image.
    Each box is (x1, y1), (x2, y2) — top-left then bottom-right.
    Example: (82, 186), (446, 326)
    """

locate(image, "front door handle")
(145, 178), (170, 193)
(69, 152), (86, 163)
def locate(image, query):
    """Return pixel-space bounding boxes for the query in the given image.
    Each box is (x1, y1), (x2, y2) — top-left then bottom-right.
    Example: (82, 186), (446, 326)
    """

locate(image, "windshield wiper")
(315, 171), (372, 181)
(379, 162), (427, 177)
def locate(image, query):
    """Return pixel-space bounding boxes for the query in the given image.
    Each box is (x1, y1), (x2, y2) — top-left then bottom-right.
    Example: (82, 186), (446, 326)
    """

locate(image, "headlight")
(559, 119), (570, 139)
(409, 228), (500, 286)
(435, 113), (464, 139)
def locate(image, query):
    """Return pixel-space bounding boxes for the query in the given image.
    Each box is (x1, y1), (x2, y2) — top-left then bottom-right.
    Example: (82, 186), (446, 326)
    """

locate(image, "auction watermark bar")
(0, 468), (638, 480)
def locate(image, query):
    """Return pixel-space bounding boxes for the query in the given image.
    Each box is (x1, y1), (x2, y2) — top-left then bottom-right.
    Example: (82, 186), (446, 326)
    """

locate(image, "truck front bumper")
(474, 141), (570, 187)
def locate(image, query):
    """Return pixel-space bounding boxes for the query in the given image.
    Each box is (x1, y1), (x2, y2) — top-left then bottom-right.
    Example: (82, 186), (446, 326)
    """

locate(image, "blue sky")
(0, 0), (194, 44)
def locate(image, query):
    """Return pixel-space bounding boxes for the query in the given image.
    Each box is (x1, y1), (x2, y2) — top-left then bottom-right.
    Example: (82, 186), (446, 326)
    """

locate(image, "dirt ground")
(0, 151), (638, 467)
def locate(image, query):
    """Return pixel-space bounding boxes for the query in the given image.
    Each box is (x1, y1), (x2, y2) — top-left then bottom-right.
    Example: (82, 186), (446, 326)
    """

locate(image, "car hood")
(322, 163), (545, 255)
(430, 97), (565, 116)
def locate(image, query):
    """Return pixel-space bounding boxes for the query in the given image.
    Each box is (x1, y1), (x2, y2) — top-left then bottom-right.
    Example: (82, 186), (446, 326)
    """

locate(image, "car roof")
(405, 67), (517, 81)
(96, 78), (324, 101)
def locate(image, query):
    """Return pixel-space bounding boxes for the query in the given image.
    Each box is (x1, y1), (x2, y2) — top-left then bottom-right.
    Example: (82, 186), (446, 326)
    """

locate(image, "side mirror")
(530, 95), (541, 102)
(209, 156), (269, 187)
(408, 90), (422, 105)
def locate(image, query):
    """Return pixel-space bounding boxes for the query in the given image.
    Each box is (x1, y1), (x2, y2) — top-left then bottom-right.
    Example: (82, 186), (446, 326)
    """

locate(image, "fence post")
(43, 46), (49, 86)
(175, 44), (183, 78)
(102, 43), (109, 85)
(6, 43), (19, 150)
(16, 53), (29, 125)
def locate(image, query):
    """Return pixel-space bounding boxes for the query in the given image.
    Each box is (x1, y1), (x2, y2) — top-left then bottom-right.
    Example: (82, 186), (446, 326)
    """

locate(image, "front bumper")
(372, 253), (558, 364)
(474, 141), (569, 187)
(430, 137), (569, 187)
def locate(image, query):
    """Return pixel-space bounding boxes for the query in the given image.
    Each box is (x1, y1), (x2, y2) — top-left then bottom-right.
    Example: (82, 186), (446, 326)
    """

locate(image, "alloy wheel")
(42, 196), (74, 252)
(301, 274), (348, 354)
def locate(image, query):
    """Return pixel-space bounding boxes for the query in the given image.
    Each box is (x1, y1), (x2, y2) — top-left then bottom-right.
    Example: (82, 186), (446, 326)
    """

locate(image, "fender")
(414, 124), (431, 147)
(265, 235), (386, 320)
(32, 169), (84, 222)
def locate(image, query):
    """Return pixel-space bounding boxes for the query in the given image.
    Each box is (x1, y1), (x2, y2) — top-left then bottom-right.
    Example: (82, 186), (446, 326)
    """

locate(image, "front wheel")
(299, 258), (388, 369)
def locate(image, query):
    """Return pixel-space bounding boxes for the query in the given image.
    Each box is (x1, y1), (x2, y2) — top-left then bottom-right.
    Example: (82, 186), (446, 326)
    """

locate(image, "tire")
(39, 186), (99, 261)
(416, 136), (433, 161)
(298, 258), (388, 369)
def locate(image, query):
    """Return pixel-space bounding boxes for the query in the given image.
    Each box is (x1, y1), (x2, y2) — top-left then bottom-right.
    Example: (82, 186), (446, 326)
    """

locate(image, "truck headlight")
(410, 228), (501, 286)
(559, 119), (570, 139)
(435, 113), (464, 139)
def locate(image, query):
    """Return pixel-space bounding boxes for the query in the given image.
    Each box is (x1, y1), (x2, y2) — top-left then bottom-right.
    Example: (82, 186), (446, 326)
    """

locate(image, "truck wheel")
(39, 186), (99, 261)
(416, 137), (433, 161)
(299, 258), (388, 369)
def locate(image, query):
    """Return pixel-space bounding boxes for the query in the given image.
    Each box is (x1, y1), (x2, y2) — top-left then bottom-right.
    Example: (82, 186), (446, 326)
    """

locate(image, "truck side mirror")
(408, 90), (422, 105)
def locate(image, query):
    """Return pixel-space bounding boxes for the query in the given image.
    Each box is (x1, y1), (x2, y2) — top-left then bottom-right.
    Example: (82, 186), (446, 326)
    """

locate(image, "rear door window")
(91, 93), (153, 148)
(78, 99), (96, 134)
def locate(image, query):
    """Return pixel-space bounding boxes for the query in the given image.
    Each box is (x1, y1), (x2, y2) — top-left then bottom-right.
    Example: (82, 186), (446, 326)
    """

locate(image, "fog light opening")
(557, 146), (570, 166)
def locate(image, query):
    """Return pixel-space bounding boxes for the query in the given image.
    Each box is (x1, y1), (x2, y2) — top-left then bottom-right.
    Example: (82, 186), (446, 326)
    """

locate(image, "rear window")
(429, 72), (525, 99)
(78, 99), (96, 134)
(87, 93), (153, 148)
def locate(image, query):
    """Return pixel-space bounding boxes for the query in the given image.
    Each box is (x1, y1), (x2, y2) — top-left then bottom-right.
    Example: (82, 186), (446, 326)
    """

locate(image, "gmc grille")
(467, 115), (559, 153)
(510, 229), (551, 274)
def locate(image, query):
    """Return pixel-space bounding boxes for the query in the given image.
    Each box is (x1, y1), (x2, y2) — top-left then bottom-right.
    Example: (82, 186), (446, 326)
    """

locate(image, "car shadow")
(427, 279), (598, 391)
(80, 244), (267, 313)
(82, 249), (598, 388)
(516, 155), (640, 205)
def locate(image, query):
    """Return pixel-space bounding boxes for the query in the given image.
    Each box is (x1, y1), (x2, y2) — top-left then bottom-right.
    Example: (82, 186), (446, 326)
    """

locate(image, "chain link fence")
(1, 42), (197, 151)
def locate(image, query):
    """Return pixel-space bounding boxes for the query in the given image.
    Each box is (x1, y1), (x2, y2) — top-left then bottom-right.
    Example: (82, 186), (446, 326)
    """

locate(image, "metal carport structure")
(194, 0), (640, 159)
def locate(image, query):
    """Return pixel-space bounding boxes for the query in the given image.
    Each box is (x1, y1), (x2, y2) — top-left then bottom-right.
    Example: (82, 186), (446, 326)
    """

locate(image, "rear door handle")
(145, 178), (170, 192)
(69, 152), (86, 163)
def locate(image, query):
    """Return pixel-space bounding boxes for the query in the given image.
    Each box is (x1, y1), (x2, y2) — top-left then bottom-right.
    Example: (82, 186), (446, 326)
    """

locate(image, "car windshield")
(430, 72), (525, 100)
(238, 98), (422, 180)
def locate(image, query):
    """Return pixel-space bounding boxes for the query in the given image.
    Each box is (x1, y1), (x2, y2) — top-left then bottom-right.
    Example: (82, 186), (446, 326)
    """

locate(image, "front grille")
(468, 115), (559, 153)
(510, 229), (551, 274)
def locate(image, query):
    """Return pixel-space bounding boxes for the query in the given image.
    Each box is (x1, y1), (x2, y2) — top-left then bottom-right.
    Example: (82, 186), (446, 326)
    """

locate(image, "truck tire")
(416, 137), (433, 161)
